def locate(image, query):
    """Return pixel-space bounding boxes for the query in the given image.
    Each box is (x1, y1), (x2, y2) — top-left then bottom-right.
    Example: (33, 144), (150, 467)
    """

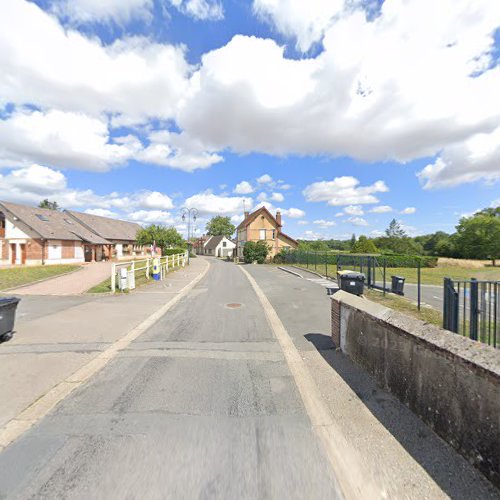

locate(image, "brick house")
(0, 201), (142, 265)
(235, 207), (298, 260)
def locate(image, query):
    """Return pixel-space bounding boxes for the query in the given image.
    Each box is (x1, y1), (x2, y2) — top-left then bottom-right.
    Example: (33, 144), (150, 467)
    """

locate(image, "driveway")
(7, 261), (111, 295)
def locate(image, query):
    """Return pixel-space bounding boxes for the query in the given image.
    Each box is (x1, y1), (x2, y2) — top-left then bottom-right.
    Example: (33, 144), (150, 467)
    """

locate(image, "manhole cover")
(225, 303), (242, 309)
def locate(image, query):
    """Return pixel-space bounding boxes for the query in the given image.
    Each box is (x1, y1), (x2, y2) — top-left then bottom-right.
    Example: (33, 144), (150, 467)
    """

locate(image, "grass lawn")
(364, 289), (443, 327)
(0, 264), (81, 291)
(290, 262), (500, 286)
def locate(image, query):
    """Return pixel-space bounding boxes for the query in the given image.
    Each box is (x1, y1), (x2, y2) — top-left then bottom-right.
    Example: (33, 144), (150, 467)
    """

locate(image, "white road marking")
(239, 266), (383, 500)
(0, 260), (211, 452)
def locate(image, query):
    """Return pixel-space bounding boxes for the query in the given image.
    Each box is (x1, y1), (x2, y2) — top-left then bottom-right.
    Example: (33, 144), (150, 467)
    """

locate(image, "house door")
(84, 245), (93, 262)
(10, 244), (16, 264)
(20, 244), (26, 264)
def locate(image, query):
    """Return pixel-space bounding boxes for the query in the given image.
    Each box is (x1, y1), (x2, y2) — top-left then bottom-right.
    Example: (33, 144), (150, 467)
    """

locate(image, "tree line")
(298, 206), (500, 265)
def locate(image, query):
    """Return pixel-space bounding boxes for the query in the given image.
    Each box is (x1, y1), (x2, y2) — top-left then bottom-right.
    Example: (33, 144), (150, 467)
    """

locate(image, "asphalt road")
(0, 259), (342, 499)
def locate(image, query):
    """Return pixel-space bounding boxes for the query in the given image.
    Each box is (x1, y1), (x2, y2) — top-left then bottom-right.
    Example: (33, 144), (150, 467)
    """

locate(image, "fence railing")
(443, 278), (499, 348)
(280, 250), (423, 309)
(111, 252), (188, 292)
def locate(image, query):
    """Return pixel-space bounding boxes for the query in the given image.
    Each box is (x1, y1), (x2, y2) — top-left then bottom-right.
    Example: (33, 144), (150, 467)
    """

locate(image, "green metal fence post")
(470, 278), (479, 341)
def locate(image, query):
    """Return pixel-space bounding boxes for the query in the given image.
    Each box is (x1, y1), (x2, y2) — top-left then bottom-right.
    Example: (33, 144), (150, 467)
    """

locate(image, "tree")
(385, 218), (407, 238)
(243, 240), (269, 263)
(38, 199), (59, 210)
(351, 235), (378, 254)
(206, 216), (235, 238)
(454, 212), (500, 265)
(350, 234), (356, 250)
(136, 225), (185, 251)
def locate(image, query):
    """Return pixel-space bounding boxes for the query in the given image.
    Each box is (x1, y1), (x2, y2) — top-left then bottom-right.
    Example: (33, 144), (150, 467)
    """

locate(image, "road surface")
(0, 258), (497, 499)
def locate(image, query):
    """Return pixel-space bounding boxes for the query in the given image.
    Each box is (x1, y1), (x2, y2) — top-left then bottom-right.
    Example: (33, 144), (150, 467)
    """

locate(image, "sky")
(0, 0), (499, 241)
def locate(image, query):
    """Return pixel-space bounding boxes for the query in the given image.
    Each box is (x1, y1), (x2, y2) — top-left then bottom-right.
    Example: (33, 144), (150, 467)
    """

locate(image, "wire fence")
(111, 252), (188, 292)
(279, 250), (423, 309)
(444, 278), (499, 348)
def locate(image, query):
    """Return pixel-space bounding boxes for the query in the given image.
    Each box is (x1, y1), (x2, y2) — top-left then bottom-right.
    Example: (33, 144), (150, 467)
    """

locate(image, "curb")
(0, 259), (210, 452)
(289, 265), (337, 282)
(277, 266), (303, 278)
(0, 266), (84, 294)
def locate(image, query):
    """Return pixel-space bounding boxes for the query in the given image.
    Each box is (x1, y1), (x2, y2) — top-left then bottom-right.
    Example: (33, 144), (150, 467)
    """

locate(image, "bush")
(243, 241), (270, 264)
(163, 247), (186, 256)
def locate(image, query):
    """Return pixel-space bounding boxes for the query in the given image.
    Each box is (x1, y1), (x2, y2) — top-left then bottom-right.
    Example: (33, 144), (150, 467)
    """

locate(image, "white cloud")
(184, 191), (252, 216)
(169, 0), (224, 20)
(234, 181), (254, 194)
(344, 205), (364, 216)
(253, 0), (345, 52)
(303, 177), (388, 206)
(133, 191), (174, 210)
(401, 207), (416, 214)
(418, 125), (500, 189)
(301, 230), (324, 240)
(0, 0), (190, 123)
(347, 216), (368, 226)
(84, 208), (118, 218)
(51, 0), (153, 25)
(271, 192), (284, 202)
(369, 205), (393, 213)
(491, 199), (500, 208)
(313, 219), (336, 228)
(257, 174), (273, 184)
(297, 220), (308, 225)
(0, 109), (137, 171)
(370, 229), (384, 237)
(177, 1), (500, 187)
(257, 192), (268, 202)
(281, 207), (305, 218)
(127, 210), (175, 225)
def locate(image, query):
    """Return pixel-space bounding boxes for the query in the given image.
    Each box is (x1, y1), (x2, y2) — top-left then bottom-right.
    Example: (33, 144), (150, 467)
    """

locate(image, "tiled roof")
(204, 235), (225, 250)
(236, 206), (279, 230)
(0, 201), (109, 244)
(65, 210), (141, 241)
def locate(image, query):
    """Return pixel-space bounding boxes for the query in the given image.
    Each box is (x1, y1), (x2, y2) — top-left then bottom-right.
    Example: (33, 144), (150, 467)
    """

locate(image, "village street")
(0, 258), (497, 499)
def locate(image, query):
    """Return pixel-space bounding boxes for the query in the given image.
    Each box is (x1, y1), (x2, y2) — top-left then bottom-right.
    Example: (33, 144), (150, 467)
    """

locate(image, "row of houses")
(0, 201), (143, 266)
(194, 207), (298, 260)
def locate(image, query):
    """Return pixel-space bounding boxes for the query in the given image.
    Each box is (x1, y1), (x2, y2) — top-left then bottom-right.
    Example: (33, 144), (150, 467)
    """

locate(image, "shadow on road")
(304, 333), (499, 500)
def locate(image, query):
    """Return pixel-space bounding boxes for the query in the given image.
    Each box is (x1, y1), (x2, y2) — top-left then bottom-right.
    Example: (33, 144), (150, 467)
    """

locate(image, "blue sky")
(1, 0), (499, 240)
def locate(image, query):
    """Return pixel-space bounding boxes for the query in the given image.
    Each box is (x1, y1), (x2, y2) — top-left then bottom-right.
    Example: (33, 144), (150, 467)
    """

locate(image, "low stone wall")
(331, 291), (500, 487)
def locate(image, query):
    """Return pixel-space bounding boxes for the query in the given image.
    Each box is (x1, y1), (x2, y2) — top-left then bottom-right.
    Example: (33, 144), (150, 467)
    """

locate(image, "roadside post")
(152, 257), (160, 281)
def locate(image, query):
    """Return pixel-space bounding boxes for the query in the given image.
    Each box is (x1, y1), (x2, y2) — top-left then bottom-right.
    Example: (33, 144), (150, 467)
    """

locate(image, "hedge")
(163, 248), (187, 256)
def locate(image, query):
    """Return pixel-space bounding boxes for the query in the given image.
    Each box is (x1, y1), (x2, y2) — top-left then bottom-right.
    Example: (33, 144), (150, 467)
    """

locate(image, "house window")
(35, 214), (49, 222)
(223, 241), (227, 247)
(272, 230), (275, 239)
(259, 229), (266, 240)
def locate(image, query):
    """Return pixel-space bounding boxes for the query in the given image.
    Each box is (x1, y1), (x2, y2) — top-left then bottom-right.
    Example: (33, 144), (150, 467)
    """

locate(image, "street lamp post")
(180, 207), (198, 263)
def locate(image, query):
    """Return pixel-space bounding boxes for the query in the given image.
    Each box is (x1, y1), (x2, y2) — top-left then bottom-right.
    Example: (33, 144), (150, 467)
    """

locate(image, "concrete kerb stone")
(0, 258), (210, 452)
(277, 266), (303, 278)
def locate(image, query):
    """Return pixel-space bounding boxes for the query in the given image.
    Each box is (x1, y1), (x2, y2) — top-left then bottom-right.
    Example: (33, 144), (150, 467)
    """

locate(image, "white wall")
(5, 219), (30, 239)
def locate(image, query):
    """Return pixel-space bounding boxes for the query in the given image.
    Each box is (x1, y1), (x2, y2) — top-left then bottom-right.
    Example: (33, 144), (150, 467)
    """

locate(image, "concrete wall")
(331, 291), (500, 487)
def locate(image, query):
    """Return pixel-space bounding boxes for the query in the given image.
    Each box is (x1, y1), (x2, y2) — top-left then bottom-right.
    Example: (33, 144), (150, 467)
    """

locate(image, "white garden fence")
(111, 252), (188, 292)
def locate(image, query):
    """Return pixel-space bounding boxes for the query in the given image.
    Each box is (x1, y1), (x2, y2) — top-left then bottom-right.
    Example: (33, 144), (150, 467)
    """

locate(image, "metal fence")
(443, 278), (499, 348)
(111, 252), (188, 292)
(280, 250), (422, 309)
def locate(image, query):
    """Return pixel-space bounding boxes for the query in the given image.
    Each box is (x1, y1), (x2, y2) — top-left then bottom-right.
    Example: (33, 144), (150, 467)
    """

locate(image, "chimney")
(244, 211), (249, 218)
(276, 210), (282, 227)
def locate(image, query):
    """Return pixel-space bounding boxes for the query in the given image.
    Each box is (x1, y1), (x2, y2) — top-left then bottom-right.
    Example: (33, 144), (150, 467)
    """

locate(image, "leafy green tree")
(454, 212), (500, 265)
(351, 235), (378, 254)
(243, 240), (270, 263)
(385, 218), (407, 238)
(297, 240), (330, 252)
(136, 225), (185, 251)
(38, 199), (59, 210)
(206, 216), (236, 238)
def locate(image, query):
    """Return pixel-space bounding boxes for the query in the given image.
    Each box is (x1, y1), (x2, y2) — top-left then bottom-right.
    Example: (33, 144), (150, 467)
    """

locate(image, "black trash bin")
(0, 297), (21, 342)
(391, 276), (405, 296)
(338, 271), (365, 296)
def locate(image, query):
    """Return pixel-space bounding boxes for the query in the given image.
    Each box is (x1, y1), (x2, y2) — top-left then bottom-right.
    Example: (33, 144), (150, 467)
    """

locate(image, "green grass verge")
(364, 289), (443, 327)
(288, 262), (500, 286)
(0, 264), (81, 291)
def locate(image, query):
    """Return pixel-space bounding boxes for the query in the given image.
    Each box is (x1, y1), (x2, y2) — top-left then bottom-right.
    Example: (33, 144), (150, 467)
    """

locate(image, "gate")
(442, 278), (499, 348)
